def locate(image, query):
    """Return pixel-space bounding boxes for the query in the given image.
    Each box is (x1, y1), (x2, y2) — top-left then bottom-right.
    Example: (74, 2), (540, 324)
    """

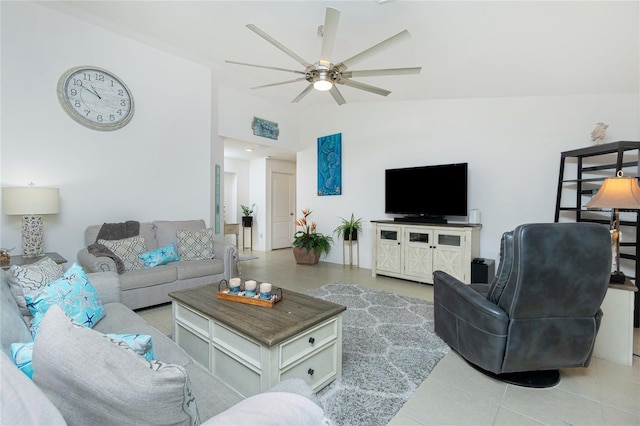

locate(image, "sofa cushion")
(33, 306), (200, 426)
(176, 259), (225, 280)
(98, 235), (147, 272)
(119, 264), (177, 291)
(0, 351), (66, 425)
(7, 256), (63, 319)
(177, 228), (215, 261)
(140, 242), (181, 268)
(1, 272), (33, 356)
(154, 219), (206, 248)
(26, 263), (105, 337)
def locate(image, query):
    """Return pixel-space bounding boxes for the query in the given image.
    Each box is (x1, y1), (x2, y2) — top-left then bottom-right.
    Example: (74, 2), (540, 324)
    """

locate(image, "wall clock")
(57, 66), (134, 131)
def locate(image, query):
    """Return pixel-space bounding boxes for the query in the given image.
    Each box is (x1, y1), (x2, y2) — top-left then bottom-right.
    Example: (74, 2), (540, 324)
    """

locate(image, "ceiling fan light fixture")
(313, 69), (333, 91)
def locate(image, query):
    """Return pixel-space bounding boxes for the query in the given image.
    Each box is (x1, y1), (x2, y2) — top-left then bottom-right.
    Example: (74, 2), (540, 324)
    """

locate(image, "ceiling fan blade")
(319, 7), (340, 66)
(329, 86), (346, 105)
(246, 24), (312, 68)
(225, 60), (305, 75)
(292, 84), (314, 103)
(342, 67), (422, 78)
(336, 30), (411, 72)
(252, 77), (307, 89)
(339, 79), (391, 97)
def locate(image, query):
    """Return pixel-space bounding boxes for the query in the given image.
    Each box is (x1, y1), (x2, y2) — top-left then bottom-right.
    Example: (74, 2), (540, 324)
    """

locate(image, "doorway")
(271, 172), (295, 249)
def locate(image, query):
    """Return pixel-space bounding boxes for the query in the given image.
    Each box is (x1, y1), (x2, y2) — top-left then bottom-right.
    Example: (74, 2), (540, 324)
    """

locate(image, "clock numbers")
(58, 66), (134, 130)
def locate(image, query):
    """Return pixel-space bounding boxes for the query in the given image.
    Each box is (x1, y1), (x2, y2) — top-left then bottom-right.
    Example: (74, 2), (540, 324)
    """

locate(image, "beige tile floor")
(138, 248), (640, 426)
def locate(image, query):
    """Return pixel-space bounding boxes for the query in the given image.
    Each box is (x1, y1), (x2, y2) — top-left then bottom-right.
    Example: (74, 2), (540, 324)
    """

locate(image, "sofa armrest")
(86, 272), (121, 304)
(77, 248), (117, 273)
(214, 242), (238, 281)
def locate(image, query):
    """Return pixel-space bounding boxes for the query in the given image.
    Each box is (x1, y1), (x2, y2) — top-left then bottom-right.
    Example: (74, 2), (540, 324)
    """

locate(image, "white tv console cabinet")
(371, 220), (481, 284)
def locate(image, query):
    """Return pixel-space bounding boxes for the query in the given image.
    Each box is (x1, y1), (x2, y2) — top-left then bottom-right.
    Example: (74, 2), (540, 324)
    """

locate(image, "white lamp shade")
(2, 187), (60, 215)
(585, 176), (640, 209)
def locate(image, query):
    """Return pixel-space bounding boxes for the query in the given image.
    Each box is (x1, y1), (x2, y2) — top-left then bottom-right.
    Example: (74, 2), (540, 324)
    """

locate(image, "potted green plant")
(241, 203), (255, 227)
(333, 213), (363, 242)
(292, 209), (333, 265)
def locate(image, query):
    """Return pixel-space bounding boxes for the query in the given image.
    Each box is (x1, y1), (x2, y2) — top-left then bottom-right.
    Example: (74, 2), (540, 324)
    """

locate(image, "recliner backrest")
(496, 223), (611, 319)
(487, 230), (514, 304)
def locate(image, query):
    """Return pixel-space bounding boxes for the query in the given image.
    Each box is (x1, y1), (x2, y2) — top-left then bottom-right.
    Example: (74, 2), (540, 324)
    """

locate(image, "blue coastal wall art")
(251, 117), (279, 140)
(317, 133), (342, 196)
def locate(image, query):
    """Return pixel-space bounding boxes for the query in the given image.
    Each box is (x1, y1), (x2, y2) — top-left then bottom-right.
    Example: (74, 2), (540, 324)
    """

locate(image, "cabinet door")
(403, 227), (433, 281)
(433, 230), (467, 282)
(376, 225), (402, 274)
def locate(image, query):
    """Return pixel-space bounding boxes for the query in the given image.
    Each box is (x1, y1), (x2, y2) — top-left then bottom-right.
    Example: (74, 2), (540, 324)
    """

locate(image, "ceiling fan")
(226, 7), (421, 106)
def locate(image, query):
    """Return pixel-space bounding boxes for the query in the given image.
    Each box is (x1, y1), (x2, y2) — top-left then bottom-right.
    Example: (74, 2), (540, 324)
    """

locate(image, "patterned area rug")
(306, 283), (450, 426)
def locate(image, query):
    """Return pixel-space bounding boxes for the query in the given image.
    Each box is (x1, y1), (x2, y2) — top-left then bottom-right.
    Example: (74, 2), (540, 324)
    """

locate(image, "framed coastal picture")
(317, 133), (342, 196)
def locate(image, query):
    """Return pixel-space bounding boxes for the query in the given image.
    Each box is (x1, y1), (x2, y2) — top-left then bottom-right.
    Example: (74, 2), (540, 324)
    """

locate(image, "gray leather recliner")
(434, 222), (612, 387)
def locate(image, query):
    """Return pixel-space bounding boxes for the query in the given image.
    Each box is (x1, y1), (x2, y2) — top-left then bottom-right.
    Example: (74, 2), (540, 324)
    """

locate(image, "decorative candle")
(260, 283), (272, 293)
(244, 280), (257, 291)
(230, 277), (241, 288)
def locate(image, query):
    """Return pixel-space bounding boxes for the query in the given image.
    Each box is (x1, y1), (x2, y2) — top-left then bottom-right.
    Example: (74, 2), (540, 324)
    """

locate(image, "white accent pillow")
(7, 256), (63, 319)
(176, 228), (215, 261)
(98, 235), (147, 271)
(32, 306), (200, 425)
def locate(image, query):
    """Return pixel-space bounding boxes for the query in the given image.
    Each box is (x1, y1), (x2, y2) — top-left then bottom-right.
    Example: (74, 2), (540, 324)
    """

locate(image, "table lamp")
(585, 171), (640, 283)
(2, 186), (60, 257)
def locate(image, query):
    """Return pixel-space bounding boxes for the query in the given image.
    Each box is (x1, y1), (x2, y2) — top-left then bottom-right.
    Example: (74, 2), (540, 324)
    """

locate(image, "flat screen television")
(385, 163), (468, 222)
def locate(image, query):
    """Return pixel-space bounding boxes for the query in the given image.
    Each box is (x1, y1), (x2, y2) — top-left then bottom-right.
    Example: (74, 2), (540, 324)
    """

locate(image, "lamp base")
(22, 216), (44, 258)
(609, 271), (626, 284)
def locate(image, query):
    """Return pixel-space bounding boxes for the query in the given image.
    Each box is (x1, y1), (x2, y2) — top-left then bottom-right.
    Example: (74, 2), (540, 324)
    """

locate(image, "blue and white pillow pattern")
(11, 334), (155, 379)
(105, 333), (155, 361)
(10, 342), (34, 379)
(25, 263), (105, 337)
(139, 243), (180, 268)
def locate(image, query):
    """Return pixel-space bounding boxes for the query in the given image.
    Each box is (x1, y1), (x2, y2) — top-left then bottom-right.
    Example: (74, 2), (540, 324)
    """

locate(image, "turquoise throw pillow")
(26, 263), (105, 337)
(139, 243), (180, 268)
(106, 334), (155, 361)
(10, 342), (34, 379)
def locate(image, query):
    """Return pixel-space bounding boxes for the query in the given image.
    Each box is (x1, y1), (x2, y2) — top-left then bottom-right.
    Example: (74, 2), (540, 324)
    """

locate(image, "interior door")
(271, 172), (295, 249)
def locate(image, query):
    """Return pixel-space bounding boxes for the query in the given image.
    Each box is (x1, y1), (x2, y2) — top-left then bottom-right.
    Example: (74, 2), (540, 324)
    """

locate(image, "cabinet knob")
(307, 368), (314, 376)
(308, 337), (315, 344)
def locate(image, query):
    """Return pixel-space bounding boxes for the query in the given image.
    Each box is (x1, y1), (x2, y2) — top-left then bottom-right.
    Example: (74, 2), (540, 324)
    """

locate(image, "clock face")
(57, 66), (134, 131)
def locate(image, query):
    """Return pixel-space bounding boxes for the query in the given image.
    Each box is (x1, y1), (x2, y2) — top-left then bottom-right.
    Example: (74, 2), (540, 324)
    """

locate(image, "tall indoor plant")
(241, 203), (255, 227)
(292, 209), (333, 265)
(333, 213), (363, 242)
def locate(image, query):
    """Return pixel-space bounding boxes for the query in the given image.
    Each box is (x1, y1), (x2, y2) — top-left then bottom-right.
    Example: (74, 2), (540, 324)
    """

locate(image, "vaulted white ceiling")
(43, 1), (638, 110)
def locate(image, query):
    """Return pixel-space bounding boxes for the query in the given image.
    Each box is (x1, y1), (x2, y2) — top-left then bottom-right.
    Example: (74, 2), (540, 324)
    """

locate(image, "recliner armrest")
(77, 248), (117, 273)
(434, 271), (508, 335)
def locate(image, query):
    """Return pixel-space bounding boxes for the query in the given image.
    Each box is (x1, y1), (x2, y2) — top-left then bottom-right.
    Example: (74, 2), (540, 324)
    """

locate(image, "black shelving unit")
(554, 141), (640, 327)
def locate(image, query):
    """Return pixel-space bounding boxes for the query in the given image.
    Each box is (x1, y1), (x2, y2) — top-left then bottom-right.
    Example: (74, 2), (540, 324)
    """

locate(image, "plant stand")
(242, 223), (253, 251)
(342, 239), (359, 268)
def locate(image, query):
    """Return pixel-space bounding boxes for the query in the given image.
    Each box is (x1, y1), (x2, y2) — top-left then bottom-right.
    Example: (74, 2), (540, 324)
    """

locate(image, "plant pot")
(242, 216), (253, 227)
(344, 229), (358, 241)
(293, 247), (321, 265)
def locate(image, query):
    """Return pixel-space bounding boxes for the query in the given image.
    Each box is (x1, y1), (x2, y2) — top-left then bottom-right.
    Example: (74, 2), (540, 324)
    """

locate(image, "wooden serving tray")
(216, 280), (283, 308)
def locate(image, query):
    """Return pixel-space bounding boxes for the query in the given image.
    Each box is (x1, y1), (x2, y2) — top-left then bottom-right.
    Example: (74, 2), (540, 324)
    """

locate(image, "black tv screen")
(385, 163), (468, 218)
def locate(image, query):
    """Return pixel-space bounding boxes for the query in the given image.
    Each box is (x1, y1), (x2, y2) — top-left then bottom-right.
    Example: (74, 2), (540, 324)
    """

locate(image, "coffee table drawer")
(175, 304), (209, 337)
(212, 321), (262, 368)
(280, 318), (338, 368)
(281, 342), (338, 391)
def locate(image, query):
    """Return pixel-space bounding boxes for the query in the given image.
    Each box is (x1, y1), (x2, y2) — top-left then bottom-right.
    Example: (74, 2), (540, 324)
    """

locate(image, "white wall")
(1, 2), (215, 263)
(297, 93), (640, 268)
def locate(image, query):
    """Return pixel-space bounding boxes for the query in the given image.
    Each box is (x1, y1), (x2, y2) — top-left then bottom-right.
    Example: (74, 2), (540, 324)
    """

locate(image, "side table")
(1, 252), (68, 271)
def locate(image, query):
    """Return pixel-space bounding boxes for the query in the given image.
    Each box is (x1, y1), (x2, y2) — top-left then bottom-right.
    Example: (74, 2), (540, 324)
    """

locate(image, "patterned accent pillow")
(98, 235), (147, 272)
(105, 334), (155, 361)
(10, 342), (34, 379)
(25, 263), (105, 337)
(7, 257), (63, 318)
(139, 242), (180, 268)
(176, 228), (215, 261)
(33, 306), (200, 425)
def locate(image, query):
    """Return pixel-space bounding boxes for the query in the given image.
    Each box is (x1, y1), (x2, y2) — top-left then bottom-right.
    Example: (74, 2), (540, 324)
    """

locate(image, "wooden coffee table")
(169, 283), (346, 397)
